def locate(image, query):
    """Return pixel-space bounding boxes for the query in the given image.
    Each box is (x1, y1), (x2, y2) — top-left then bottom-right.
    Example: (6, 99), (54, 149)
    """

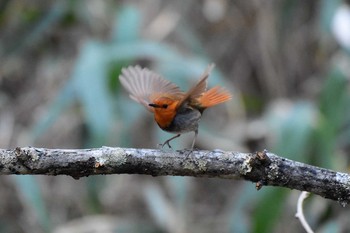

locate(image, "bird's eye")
(162, 104), (168, 109)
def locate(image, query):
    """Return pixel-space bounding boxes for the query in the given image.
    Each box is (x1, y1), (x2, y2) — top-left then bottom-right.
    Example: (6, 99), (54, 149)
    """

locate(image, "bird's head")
(149, 97), (178, 128)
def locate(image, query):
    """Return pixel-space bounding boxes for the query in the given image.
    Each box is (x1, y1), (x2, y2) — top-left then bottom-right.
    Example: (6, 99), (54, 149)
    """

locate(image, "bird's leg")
(183, 130), (198, 157)
(190, 129), (198, 150)
(161, 134), (181, 148)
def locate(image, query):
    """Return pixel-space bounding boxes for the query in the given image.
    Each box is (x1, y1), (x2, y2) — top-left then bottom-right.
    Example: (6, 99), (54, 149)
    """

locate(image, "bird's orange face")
(149, 97), (178, 129)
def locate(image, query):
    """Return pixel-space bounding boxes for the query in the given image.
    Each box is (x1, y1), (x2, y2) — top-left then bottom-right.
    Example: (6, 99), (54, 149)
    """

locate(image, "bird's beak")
(149, 103), (160, 108)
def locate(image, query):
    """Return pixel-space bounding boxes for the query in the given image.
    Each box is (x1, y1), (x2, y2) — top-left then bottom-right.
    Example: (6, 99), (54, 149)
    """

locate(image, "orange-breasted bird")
(119, 63), (232, 149)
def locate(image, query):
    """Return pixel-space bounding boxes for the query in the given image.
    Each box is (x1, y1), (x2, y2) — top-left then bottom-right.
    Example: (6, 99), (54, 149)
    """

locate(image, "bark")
(0, 147), (349, 205)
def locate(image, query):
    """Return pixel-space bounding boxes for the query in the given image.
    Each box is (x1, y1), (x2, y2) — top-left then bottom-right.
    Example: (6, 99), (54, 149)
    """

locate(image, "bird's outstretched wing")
(177, 63), (232, 109)
(119, 66), (183, 112)
(176, 63), (214, 109)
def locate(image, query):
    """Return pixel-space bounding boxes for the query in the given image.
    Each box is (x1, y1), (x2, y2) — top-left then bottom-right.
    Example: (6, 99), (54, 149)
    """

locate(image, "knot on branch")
(12, 147), (42, 173)
(246, 150), (272, 190)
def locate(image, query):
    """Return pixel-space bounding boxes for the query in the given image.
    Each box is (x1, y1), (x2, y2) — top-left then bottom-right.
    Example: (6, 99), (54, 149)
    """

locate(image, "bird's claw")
(182, 148), (196, 158)
(157, 141), (172, 149)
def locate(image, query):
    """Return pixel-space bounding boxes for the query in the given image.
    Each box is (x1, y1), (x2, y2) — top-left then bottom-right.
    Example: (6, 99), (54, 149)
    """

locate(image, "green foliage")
(13, 176), (51, 233)
(252, 188), (288, 233)
(314, 68), (349, 169)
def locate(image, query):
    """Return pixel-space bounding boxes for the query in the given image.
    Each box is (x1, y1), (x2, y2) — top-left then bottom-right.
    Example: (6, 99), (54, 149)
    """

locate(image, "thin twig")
(0, 147), (350, 204)
(295, 191), (313, 233)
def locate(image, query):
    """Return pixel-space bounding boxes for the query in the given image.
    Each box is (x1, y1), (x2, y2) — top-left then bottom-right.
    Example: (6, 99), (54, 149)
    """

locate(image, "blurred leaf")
(107, 61), (129, 94)
(107, 40), (180, 62)
(144, 182), (183, 232)
(112, 5), (140, 43)
(265, 101), (316, 162)
(319, 220), (342, 233)
(319, 69), (348, 127)
(108, 4), (140, 93)
(71, 40), (114, 147)
(228, 183), (254, 233)
(242, 93), (265, 115)
(252, 188), (288, 233)
(314, 68), (348, 168)
(13, 176), (50, 232)
(60, 3), (77, 27)
(277, 102), (315, 162)
(278, 0), (297, 40)
(165, 176), (190, 218)
(21, 6), (41, 22)
(86, 176), (105, 213)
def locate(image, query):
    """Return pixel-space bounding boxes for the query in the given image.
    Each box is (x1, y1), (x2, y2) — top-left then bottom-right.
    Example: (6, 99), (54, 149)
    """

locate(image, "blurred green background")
(1, 0), (350, 232)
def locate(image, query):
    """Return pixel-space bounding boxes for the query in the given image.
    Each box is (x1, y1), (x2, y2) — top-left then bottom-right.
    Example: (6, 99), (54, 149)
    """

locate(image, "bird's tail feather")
(198, 86), (232, 108)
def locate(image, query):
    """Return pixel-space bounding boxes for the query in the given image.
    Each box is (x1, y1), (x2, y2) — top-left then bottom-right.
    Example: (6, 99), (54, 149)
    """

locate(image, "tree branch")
(1, 147), (349, 204)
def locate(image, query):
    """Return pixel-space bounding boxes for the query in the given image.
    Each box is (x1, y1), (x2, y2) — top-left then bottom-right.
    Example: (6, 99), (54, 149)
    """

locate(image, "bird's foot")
(183, 148), (196, 158)
(157, 141), (172, 149)
(157, 134), (181, 150)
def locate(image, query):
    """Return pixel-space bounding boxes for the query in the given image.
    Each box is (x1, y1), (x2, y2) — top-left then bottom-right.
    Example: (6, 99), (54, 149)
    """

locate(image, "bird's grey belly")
(163, 108), (201, 133)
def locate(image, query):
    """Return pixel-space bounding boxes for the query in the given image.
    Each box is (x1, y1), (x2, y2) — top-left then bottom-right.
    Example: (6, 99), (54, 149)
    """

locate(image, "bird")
(119, 63), (232, 149)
